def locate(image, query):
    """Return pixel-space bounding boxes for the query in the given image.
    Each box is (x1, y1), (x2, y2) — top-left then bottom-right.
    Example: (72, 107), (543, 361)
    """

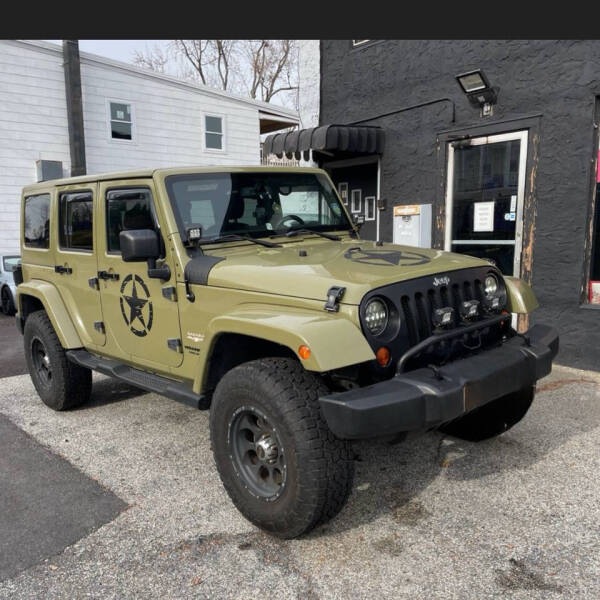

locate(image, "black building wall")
(320, 40), (600, 370)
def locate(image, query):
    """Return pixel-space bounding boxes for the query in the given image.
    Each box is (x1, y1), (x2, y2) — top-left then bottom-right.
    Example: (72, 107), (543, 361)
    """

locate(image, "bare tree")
(174, 40), (213, 86)
(132, 39), (298, 107)
(132, 44), (171, 73)
(246, 40), (297, 103)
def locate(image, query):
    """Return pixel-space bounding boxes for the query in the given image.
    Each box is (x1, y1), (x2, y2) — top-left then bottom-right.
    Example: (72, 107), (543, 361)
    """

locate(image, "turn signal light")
(298, 345), (311, 360)
(376, 346), (391, 367)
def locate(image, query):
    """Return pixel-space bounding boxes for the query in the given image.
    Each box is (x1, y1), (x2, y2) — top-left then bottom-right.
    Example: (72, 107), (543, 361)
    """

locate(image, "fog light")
(486, 296), (501, 311)
(460, 299), (480, 320)
(376, 346), (391, 367)
(433, 307), (454, 328)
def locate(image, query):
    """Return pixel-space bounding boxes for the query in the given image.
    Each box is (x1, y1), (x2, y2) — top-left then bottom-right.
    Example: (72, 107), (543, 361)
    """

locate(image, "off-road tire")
(209, 357), (354, 539)
(1, 286), (15, 316)
(23, 310), (91, 410)
(439, 386), (535, 442)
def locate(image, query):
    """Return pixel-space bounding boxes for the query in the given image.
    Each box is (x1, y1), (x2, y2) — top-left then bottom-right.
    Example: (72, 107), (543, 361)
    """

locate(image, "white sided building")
(0, 39), (299, 253)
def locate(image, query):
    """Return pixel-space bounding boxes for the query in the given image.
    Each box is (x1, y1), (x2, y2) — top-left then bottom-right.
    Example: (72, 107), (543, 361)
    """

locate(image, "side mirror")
(120, 229), (160, 262)
(119, 229), (171, 280)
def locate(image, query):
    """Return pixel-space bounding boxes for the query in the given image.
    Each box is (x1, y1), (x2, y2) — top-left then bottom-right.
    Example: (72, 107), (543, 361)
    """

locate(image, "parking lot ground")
(0, 365), (599, 599)
(0, 313), (27, 378)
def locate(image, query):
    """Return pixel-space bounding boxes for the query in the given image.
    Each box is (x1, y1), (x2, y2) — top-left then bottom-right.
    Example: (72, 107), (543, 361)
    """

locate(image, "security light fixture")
(456, 69), (498, 116)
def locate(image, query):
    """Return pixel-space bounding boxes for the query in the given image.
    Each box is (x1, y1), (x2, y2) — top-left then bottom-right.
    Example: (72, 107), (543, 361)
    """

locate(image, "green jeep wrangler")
(15, 166), (558, 538)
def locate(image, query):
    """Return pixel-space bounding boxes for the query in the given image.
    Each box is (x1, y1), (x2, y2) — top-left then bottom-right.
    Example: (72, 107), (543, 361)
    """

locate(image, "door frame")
(444, 130), (529, 278)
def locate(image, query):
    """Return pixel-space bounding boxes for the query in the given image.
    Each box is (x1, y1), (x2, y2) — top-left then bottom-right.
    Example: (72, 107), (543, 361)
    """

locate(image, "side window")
(59, 191), (93, 250)
(106, 188), (157, 253)
(24, 194), (51, 249)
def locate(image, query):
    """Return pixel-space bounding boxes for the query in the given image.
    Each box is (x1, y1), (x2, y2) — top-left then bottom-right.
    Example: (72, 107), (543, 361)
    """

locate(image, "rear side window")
(106, 188), (157, 253)
(24, 194), (51, 248)
(59, 191), (93, 251)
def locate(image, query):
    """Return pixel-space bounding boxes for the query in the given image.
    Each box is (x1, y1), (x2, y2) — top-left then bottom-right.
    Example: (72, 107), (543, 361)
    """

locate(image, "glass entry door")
(445, 131), (528, 276)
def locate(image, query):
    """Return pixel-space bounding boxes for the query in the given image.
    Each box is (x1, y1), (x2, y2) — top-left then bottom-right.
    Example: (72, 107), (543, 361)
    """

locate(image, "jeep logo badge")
(433, 276), (450, 287)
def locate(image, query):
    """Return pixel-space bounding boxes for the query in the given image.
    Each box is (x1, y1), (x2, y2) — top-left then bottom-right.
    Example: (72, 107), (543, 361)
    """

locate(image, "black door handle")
(98, 270), (119, 281)
(54, 265), (73, 274)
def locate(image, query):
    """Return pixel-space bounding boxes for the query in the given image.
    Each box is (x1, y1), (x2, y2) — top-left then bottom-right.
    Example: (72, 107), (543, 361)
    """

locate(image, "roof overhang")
(263, 125), (385, 160)
(259, 110), (300, 134)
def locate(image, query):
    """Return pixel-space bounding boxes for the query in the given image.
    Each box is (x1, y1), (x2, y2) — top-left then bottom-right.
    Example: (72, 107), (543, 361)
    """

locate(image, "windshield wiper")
(271, 229), (341, 241)
(199, 234), (281, 248)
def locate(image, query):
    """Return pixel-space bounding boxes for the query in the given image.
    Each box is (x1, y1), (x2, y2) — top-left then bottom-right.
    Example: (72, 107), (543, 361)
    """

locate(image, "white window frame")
(350, 189), (362, 213)
(204, 112), (226, 153)
(365, 196), (376, 221)
(106, 98), (135, 144)
(338, 182), (348, 205)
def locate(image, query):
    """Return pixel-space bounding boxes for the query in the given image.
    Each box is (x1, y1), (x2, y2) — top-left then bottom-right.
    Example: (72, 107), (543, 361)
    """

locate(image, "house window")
(338, 182), (348, 205)
(24, 194), (51, 248)
(352, 40), (370, 47)
(365, 196), (376, 221)
(205, 115), (224, 150)
(351, 189), (362, 213)
(59, 191), (93, 251)
(109, 101), (133, 141)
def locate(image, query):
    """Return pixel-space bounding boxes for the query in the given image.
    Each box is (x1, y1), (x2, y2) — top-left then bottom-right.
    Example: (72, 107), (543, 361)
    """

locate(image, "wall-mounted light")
(456, 69), (498, 116)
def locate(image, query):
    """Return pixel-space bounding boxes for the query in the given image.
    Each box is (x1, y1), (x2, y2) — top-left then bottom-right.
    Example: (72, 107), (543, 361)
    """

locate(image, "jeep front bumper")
(319, 324), (559, 440)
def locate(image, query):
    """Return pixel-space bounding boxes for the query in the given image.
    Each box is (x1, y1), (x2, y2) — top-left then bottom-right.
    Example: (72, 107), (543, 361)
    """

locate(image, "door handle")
(54, 265), (73, 274)
(98, 270), (119, 281)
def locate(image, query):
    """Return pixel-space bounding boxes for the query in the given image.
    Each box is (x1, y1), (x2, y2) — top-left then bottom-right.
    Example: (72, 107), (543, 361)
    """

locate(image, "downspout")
(62, 40), (87, 176)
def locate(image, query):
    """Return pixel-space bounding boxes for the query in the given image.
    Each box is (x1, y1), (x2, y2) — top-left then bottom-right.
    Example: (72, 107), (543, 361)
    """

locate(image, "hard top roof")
(22, 166), (325, 192)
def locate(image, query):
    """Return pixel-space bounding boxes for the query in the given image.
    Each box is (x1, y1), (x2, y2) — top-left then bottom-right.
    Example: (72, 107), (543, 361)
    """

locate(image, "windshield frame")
(164, 170), (353, 244)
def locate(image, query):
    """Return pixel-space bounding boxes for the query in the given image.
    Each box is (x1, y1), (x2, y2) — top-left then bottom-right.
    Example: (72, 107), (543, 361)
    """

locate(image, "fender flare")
(504, 276), (539, 314)
(196, 305), (375, 390)
(17, 280), (82, 348)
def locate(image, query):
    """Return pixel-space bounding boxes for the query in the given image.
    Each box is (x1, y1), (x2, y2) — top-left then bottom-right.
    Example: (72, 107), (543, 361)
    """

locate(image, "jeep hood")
(200, 238), (489, 305)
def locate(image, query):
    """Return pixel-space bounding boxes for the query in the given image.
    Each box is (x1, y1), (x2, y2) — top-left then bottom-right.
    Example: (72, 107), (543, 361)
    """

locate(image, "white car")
(0, 254), (20, 315)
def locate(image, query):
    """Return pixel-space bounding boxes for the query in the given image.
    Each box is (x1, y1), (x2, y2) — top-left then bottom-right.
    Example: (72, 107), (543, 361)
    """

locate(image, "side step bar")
(67, 349), (207, 409)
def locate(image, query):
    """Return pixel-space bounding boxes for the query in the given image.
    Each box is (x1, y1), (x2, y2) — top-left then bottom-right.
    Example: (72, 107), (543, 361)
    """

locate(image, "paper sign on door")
(473, 201), (495, 232)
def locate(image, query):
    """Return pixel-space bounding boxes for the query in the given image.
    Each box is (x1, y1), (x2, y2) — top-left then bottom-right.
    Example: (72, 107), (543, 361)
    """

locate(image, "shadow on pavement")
(0, 313), (27, 378)
(0, 414), (127, 581)
(313, 376), (600, 535)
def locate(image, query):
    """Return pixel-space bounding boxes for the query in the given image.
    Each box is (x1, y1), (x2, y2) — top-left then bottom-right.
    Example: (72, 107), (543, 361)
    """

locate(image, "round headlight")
(364, 298), (388, 336)
(484, 274), (498, 297)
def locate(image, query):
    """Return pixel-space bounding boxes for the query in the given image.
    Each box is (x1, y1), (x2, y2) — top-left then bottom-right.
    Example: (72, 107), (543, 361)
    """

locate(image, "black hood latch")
(324, 286), (346, 312)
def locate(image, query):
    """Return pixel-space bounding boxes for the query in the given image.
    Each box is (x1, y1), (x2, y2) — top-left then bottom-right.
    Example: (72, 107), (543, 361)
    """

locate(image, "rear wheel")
(439, 386), (535, 442)
(1, 286), (15, 316)
(24, 311), (91, 410)
(210, 357), (354, 538)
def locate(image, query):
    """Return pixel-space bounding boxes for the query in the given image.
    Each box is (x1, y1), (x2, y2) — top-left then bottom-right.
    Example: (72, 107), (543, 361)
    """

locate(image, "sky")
(48, 39), (170, 63)
(45, 39), (296, 109)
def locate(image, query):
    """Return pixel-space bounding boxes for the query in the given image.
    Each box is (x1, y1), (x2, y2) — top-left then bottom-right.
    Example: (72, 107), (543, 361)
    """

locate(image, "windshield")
(165, 172), (351, 242)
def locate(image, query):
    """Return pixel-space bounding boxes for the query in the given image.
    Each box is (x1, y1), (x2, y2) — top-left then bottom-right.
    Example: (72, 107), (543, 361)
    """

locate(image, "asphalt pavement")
(0, 364), (598, 599)
(0, 313), (27, 378)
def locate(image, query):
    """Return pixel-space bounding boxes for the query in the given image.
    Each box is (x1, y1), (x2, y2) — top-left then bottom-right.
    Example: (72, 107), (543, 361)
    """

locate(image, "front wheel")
(439, 386), (535, 442)
(209, 358), (354, 539)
